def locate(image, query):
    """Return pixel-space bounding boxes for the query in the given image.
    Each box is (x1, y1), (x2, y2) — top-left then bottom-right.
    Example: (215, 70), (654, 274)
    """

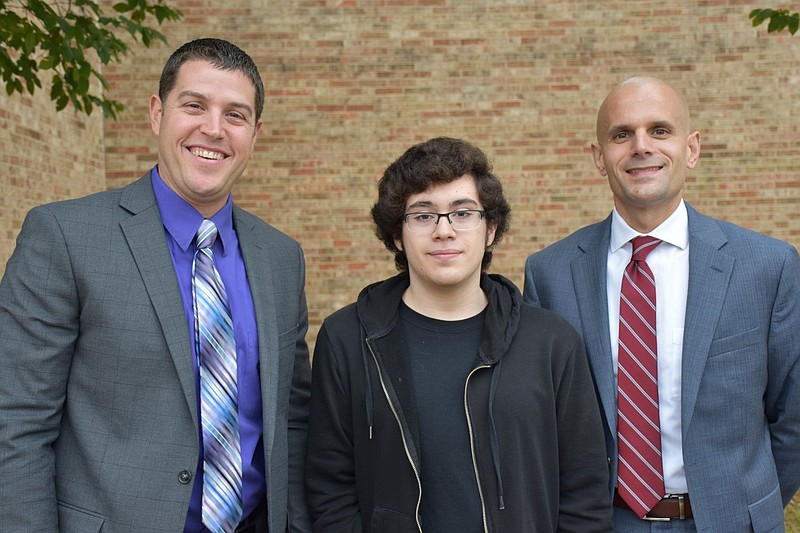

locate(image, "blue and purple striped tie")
(193, 219), (242, 533)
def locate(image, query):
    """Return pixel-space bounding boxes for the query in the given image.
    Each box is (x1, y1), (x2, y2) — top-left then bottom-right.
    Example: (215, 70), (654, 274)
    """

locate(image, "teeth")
(192, 148), (224, 160)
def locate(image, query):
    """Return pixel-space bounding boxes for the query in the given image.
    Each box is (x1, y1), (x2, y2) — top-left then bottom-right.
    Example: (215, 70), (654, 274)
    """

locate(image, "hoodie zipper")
(366, 339), (424, 533)
(465, 364), (491, 533)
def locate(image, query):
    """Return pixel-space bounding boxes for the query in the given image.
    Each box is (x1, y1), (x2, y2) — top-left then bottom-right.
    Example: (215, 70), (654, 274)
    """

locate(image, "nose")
(630, 130), (652, 155)
(432, 214), (456, 238)
(200, 112), (224, 138)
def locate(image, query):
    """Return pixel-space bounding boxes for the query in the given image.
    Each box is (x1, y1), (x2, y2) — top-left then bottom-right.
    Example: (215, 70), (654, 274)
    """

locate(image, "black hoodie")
(305, 272), (612, 532)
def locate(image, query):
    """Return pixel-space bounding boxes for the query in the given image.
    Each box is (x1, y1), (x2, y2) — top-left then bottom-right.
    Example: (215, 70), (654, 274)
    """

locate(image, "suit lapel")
(571, 217), (618, 433)
(234, 208), (280, 457)
(681, 206), (733, 433)
(119, 173), (198, 426)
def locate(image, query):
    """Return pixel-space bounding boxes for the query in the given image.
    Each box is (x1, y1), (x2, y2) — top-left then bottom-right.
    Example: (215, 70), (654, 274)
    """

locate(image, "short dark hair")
(371, 137), (511, 272)
(158, 38), (265, 121)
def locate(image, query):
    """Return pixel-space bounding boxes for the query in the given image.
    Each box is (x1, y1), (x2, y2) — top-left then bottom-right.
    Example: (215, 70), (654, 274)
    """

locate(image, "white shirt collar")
(610, 199), (689, 254)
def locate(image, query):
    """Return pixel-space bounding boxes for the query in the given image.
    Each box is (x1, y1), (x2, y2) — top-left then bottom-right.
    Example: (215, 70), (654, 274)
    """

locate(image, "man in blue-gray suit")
(0, 39), (312, 532)
(524, 76), (800, 531)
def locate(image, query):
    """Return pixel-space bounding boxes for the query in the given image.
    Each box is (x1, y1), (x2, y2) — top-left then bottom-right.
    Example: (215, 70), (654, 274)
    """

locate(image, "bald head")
(590, 76), (701, 232)
(596, 77), (692, 144)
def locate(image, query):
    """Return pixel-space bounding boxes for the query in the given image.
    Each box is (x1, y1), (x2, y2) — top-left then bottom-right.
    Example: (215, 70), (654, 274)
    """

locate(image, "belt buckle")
(642, 493), (674, 521)
(642, 493), (687, 521)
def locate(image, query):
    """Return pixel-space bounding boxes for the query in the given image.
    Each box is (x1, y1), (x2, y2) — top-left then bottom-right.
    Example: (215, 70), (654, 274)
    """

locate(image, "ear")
(394, 237), (403, 252)
(149, 94), (162, 136)
(485, 223), (497, 248)
(591, 142), (607, 176)
(686, 131), (701, 169)
(251, 118), (263, 149)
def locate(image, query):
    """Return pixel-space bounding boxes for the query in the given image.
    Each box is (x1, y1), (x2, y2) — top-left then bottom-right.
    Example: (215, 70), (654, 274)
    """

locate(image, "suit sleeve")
(522, 254), (544, 307)
(305, 323), (363, 533)
(0, 206), (78, 531)
(766, 245), (800, 506)
(287, 249), (314, 532)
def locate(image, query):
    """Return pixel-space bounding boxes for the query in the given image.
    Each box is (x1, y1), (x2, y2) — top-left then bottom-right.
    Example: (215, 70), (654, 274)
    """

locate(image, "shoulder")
(314, 303), (361, 360)
(20, 186), (131, 240)
(516, 302), (583, 345)
(233, 206), (303, 252)
(317, 302), (363, 346)
(527, 219), (608, 261)
(322, 302), (359, 331)
(690, 208), (797, 261)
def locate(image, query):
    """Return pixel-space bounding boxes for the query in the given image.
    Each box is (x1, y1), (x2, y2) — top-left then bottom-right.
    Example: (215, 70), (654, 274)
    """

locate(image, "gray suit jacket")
(523, 204), (800, 532)
(0, 173), (312, 532)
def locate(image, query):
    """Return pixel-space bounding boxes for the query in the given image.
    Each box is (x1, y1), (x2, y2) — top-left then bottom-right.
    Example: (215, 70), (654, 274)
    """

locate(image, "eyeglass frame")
(401, 209), (487, 232)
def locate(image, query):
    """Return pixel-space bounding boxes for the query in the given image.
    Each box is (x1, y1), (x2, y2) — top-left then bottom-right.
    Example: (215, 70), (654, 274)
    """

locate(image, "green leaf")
(39, 56), (58, 70)
(749, 8), (771, 26)
(1, 0), (182, 119)
(768, 14), (787, 33)
(55, 93), (68, 111)
(789, 15), (799, 35)
(112, 2), (132, 13)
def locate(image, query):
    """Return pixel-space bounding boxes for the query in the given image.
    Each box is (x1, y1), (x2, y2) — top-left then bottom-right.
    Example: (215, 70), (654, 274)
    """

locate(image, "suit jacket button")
(179, 470), (192, 484)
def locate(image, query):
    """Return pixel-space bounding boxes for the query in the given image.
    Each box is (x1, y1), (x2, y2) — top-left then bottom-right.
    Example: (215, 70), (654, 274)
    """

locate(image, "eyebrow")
(608, 120), (676, 136)
(176, 90), (255, 117)
(407, 197), (480, 211)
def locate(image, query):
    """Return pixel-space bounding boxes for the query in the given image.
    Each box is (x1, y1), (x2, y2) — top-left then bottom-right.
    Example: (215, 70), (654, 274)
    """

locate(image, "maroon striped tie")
(617, 236), (665, 518)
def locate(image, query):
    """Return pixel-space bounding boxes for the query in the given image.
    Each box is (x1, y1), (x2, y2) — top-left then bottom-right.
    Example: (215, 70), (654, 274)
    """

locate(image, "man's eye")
(412, 213), (435, 222)
(452, 211), (472, 219)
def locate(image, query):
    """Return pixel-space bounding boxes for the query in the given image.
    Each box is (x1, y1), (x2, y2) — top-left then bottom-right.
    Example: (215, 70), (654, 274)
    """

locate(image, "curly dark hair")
(158, 38), (265, 122)
(371, 137), (511, 272)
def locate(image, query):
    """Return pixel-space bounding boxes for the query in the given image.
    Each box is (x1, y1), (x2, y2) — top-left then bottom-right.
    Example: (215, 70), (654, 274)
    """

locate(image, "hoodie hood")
(355, 271), (522, 364)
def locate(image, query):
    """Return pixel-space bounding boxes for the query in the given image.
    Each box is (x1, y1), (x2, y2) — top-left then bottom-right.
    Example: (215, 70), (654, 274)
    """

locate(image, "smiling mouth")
(190, 147), (226, 160)
(626, 165), (663, 175)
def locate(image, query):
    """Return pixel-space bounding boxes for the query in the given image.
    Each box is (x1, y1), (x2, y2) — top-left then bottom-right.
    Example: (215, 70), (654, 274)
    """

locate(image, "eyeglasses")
(402, 209), (486, 232)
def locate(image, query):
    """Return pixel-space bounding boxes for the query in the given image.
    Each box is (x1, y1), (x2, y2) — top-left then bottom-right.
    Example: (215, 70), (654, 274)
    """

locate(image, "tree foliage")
(749, 8), (799, 35)
(0, 0), (182, 119)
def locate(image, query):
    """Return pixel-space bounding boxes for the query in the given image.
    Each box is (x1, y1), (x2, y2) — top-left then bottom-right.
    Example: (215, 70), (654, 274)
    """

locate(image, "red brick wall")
(0, 77), (105, 265)
(4, 0), (799, 350)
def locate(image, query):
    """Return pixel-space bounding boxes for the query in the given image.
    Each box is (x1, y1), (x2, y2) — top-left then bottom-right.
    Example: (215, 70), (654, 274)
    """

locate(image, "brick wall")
(3, 0), (799, 351)
(0, 75), (105, 273)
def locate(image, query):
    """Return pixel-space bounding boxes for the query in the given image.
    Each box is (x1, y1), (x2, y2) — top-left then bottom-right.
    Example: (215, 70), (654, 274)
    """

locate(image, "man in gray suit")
(524, 76), (800, 531)
(0, 38), (312, 532)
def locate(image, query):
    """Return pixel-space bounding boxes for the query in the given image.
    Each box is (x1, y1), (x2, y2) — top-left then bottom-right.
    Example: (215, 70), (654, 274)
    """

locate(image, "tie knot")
(196, 219), (218, 250)
(631, 236), (661, 262)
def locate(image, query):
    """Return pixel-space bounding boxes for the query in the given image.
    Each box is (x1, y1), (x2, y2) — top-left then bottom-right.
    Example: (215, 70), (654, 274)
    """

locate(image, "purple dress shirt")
(151, 168), (265, 532)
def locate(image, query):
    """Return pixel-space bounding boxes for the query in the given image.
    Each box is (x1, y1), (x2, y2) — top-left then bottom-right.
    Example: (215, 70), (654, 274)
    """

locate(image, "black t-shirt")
(400, 302), (485, 533)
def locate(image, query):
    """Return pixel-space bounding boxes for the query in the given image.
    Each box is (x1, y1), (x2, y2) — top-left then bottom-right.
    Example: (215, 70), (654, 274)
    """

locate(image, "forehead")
(172, 60), (256, 102)
(405, 175), (480, 208)
(600, 82), (687, 131)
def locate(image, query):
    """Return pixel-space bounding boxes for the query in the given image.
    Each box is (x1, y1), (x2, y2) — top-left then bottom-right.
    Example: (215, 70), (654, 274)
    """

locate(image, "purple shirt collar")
(151, 166), (235, 255)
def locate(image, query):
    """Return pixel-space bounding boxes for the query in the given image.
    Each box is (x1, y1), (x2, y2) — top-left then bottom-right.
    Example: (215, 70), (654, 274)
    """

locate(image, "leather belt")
(614, 490), (693, 520)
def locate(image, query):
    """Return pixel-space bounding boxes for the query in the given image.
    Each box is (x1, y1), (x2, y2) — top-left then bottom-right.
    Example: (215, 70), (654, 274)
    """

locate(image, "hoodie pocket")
(371, 506), (419, 532)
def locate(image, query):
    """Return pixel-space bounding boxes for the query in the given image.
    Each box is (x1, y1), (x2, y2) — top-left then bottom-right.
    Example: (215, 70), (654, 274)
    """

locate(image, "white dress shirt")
(607, 200), (690, 494)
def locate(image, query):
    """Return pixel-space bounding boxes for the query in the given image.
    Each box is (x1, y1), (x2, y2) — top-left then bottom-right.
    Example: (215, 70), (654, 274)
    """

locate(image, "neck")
(616, 199), (681, 234)
(401, 278), (487, 321)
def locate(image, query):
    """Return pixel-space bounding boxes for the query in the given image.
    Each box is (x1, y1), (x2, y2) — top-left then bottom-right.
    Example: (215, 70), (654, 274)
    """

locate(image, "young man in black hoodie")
(305, 137), (612, 532)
